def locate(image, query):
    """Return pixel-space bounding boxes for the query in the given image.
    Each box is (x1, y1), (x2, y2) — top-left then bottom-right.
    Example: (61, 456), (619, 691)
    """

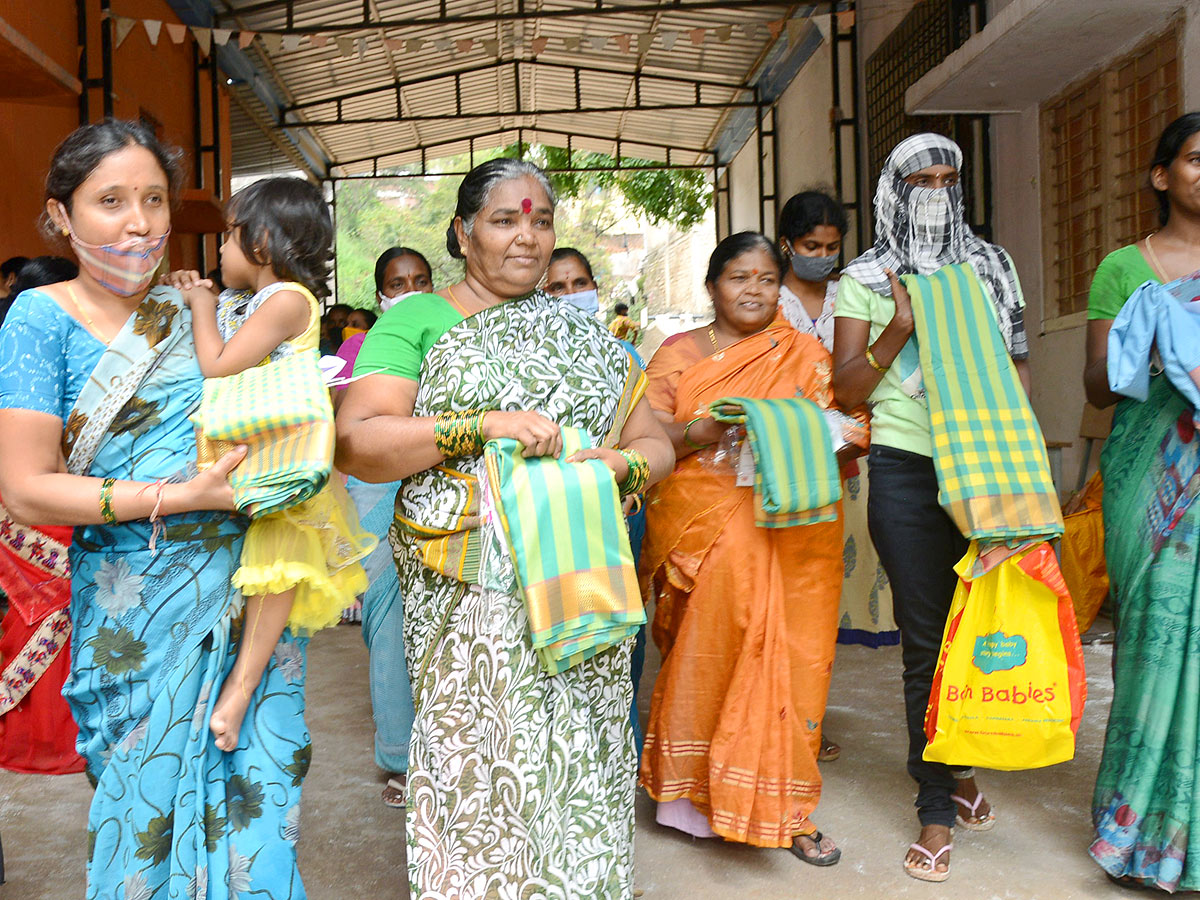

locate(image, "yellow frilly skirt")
(232, 477), (377, 634)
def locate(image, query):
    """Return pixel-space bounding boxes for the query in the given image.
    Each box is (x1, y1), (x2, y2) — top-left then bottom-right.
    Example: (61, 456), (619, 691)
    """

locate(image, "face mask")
(67, 227), (170, 297)
(342, 326), (367, 341)
(560, 288), (599, 315)
(378, 289), (419, 312)
(789, 250), (838, 283)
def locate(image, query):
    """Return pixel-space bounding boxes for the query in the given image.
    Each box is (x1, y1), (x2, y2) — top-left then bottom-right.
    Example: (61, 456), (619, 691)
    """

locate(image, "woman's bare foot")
(904, 824), (952, 881)
(209, 674), (253, 752)
(952, 776), (995, 830)
(788, 829), (841, 866)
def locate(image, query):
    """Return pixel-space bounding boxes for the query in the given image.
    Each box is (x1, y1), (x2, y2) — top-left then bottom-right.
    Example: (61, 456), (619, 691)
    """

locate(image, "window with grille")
(1041, 26), (1180, 321)
(865, 0), (991, 235)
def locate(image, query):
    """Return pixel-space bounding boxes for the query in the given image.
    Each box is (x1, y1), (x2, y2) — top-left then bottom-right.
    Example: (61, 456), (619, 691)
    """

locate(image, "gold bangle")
(434, 409), (486, 458)
(865, 347), (888, 373)
(99, 477), (118, 525)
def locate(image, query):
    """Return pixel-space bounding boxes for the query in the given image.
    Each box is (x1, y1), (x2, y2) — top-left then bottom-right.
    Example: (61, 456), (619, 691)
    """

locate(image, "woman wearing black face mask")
(777, 190), (846, 348)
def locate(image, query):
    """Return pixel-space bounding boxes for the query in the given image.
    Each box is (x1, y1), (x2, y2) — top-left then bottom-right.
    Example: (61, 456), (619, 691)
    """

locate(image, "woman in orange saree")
(640, 232), (866, 865)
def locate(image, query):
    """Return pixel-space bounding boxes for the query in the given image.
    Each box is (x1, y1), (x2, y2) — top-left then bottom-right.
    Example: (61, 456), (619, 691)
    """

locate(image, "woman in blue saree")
(0, 121), (312, 898)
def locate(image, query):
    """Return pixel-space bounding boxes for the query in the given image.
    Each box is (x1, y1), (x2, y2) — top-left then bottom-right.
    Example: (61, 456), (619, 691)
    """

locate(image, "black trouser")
(866, 445), (969, 829)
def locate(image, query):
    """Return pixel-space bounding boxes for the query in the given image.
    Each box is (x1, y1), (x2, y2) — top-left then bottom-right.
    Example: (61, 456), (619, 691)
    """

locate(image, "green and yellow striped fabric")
(904, 263), (1063, 540)
(484, 426), (644, 675)
(710, 397), (841, 528)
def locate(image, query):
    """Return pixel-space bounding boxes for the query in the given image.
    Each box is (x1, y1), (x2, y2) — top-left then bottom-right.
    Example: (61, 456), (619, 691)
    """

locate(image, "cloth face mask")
(789, 250), (838, 283)
(559, 288), (600, 315)
(378, 289), (419, 312)
(68, 229), (170, 297)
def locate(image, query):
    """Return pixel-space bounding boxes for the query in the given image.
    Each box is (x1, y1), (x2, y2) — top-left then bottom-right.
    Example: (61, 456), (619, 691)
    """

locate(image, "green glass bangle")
(99, 477), (118, 525)
(617, 448), (651, 496)
(682, 416), (711, 450)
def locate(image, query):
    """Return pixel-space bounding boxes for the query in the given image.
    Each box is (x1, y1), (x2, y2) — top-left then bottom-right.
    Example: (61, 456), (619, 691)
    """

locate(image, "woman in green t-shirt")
(1085, 112), (1200, 892)
(832, 133), (1028, 883)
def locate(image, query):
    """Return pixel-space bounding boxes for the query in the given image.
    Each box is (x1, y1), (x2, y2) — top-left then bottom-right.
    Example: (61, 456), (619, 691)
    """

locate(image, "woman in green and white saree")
(336, 158), (675, 899)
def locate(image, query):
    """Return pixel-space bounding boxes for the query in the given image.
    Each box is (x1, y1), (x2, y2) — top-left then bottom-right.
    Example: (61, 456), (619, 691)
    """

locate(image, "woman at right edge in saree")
(1085, 111), (1200, 893)
(335, 157), (674, 899)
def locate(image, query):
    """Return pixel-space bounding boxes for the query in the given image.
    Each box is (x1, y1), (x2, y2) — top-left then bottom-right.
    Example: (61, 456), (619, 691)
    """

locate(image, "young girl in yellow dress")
(165, 177), (374, 751)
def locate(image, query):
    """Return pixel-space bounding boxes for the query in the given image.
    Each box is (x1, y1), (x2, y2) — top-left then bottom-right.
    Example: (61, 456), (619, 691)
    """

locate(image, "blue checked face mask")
(559, 288), (600, 315)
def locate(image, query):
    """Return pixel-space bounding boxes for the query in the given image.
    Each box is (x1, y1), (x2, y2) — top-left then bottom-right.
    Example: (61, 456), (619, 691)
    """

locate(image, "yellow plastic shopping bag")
(923, 541), (1087, 770)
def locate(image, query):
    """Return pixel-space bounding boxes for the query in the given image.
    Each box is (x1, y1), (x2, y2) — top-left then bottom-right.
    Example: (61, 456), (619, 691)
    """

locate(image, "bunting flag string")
(102, 13), (819, 61)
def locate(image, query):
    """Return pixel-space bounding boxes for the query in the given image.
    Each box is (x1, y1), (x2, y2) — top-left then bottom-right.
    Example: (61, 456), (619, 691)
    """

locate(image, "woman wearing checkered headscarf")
(832, 133), (1029, 883)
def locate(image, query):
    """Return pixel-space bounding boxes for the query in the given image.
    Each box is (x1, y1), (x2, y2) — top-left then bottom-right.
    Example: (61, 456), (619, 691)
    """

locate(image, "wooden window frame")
(1040, 24), (1181, 329)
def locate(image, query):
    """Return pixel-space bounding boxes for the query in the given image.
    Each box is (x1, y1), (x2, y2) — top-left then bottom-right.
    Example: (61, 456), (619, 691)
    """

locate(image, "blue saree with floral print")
(0, 286), (311, 900)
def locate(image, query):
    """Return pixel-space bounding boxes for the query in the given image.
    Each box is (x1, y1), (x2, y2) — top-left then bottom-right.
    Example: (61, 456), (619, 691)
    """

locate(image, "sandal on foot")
(381, 776), (407, 808)
(951, 791), (995, 831)
(788, 830), (842, 867)
(904, 842), (952, 883)
(818, 736), (841, 762)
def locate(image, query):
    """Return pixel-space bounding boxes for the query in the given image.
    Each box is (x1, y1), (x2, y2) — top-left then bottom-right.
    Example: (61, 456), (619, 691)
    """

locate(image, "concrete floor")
(1, 625), (1129, 899)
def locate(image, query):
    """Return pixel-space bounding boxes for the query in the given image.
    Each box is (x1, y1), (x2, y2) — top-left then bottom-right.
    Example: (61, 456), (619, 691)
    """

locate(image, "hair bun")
(445, 222), (463, 260)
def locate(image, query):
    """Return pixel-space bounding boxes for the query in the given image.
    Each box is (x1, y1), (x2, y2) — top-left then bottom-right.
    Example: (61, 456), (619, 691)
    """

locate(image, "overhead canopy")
(211, 0), (821, 179)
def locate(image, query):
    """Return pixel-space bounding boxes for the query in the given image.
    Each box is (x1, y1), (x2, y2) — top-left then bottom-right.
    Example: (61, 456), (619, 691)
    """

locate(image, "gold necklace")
(707, 323), (720, 352)
(65, 285), (101, 335)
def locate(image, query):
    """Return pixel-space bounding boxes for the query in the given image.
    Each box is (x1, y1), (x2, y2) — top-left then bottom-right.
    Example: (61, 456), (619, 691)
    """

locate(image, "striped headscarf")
(844, 133), (1027, 358)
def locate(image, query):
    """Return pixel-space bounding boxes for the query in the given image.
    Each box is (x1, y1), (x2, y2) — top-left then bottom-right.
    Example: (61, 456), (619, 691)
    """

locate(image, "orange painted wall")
(0, 0), (231, 269)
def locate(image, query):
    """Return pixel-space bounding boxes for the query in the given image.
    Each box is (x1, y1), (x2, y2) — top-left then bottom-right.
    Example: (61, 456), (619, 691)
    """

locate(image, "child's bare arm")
(164, 271), (310, 377)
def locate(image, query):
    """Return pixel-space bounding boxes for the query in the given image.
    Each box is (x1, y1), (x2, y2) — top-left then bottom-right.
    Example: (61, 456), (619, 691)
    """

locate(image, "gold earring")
(61, 227), (69, 236)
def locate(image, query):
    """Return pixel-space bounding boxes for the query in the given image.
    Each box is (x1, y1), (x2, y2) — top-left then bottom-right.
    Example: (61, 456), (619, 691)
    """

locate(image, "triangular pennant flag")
(837, 10), (856, 29)
(636, 32), (654, 53)
(407, 37), (424, 53)
(383, 37), (403, 51)
(213, 28), (233, 47)
(165, 22), (187, 44)
(310, 33), (329, 48)
(281, 34), (303, 52)
(238, 30), (257, 49)
(335, 36), (354, 56)
(586, 35), (608, 52)
(113, 16), (137, 48)
(786, 19), (806, 44)
(767, 19), (785, 40)
(615, 34), (631, 53)
(260, 32), (282, 54)
(739, 23), (762, 42)
(715, 25), (732, 43)
(356, 37), (367, 60)
(531, 36), (548, 55)
(192, 26), (212, 55)
(456, 38), (474, 54)
(689, 27), (706, 46)
(433, 38), (453, 52)
(660, 30), (679, 51)
(143, 20), (162, 46)
(481, 38), (500, 55)
(563, 36), (581, 52)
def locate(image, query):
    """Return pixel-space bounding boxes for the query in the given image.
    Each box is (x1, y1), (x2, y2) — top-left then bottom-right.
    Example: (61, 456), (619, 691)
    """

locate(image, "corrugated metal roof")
(225, 0), (809, 178)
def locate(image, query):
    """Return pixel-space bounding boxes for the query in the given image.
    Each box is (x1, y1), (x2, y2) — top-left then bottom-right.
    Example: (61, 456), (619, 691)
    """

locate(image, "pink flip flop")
(904, 842), (952, 882)
(951, 792), (996, 831)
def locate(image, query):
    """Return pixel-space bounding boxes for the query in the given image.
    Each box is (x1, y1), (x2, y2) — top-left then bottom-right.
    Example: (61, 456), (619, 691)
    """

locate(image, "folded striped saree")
(904, 263), (1063, 540)
(484, 426), (644, 675)
(709, 396), (841, 527)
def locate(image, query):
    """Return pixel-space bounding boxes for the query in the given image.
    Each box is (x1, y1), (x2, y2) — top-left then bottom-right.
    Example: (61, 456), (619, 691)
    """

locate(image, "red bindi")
(521, 197), (533, 214)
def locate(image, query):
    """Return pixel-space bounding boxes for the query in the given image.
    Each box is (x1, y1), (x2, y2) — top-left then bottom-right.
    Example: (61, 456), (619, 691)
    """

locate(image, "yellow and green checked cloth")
(904, 263), (1063, 540)
(483, 426), (645, 675)
(710, 397), (841, 528)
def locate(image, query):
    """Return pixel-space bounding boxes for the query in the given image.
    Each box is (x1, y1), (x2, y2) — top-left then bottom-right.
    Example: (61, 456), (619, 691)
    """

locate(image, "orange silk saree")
(639, 323), (865, 847)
